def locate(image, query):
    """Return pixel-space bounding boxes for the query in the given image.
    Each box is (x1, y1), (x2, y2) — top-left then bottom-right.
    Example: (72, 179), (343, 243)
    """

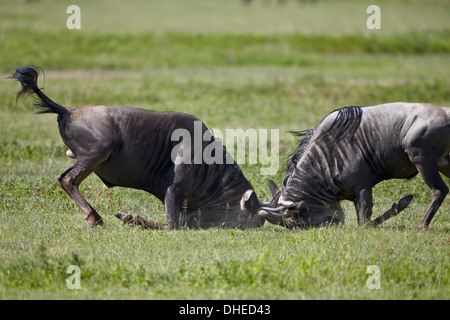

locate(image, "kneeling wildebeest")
(262, 104), (449, 229)
(12, 66), (276, 229)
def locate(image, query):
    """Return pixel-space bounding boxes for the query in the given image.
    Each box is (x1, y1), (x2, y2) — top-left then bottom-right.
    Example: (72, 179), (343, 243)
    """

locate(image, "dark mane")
(269, 128), (314, 206)
(272, 106), (363, 205)
(324, 106), (363, 142)
(286, 129), (315, 174)
(287, 106), (363, 176)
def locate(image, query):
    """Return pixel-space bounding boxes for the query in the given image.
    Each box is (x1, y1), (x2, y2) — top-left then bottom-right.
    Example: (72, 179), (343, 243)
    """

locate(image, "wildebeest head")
(239, 189), (271, 227)
(260, 110), (359, 228)
(260, 179), (345, 228)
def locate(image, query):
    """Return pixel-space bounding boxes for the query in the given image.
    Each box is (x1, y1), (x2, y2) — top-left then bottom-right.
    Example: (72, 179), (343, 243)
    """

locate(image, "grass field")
(0, 0), (449, 300)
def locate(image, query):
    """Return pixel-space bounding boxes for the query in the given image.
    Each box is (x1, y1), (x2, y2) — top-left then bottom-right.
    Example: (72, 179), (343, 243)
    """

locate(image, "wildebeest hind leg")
(438, 154), (450, 178)
(408, 150), (449, 229)
(417, 166), (448, 229)
(57, 158), (106, 227)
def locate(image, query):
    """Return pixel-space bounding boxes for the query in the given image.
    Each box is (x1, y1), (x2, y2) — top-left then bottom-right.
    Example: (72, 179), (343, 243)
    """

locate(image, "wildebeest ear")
(266, 178), (279, 197)
(241, 189), (259, 212)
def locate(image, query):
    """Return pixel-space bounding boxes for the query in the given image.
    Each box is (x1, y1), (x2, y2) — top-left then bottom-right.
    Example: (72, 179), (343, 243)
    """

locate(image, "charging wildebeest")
(12, 65), (274, 229)
(262, 104), (450, 229)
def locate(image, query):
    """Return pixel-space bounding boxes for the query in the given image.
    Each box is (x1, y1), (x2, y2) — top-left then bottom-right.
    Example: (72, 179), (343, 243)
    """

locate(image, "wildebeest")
(263, 104), (450, 229)
(12, 65), (274, 229)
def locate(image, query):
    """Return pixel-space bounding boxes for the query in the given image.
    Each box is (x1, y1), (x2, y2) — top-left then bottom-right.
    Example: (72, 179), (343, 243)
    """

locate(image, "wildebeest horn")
(266, 178), (280, 197)
(259, 206), (285, 215)
(258, 206), (284, 219)
(258, 207), (286, 225)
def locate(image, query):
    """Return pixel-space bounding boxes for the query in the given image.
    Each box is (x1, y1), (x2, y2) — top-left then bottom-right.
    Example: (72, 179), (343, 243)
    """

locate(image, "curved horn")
(258, 207), (286, 225)
(260, 206), (285, 213)
(258, 206), (286, 222)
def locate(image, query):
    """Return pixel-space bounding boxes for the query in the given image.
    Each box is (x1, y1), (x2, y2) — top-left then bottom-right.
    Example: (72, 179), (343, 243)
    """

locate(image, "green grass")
(1, 0), (449, 35)
(2, 29), (450, 73)
(0, 0), (449, 300)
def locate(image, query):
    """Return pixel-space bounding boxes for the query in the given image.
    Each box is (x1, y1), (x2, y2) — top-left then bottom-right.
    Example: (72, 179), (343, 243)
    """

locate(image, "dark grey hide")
(12, 66), (268, 229)
(265, 104), (450, 229)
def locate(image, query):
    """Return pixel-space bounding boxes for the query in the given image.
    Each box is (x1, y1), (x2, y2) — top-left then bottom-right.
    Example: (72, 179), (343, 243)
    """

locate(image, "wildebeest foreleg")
(354, 187), (373, 226)
(372, 195), (413, 226)
(164, 184), (183, 229)
(116, 182), (185, 230)
(355, 187), (413, 226)
(57, 160), (104, 227)
(115, 213), (167, 229)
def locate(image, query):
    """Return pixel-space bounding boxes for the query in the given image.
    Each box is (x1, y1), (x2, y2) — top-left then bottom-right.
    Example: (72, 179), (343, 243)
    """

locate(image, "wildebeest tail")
(12, 65), (71, 116)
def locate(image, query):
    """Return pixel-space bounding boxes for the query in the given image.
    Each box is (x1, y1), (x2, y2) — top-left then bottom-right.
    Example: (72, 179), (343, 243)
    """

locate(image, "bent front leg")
(164, 184), (183, 229)
(115, 213), (167, 229)
(354, 187), (373, 226)
(372, 195), (413, 226)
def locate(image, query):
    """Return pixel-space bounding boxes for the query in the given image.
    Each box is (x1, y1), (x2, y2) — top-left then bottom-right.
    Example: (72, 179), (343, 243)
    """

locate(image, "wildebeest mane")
(288, 106), (362, 170)
(269, 129), (313, 206)
(286, 129), (315, 174)
(271, 106), (363, 206)
(324, 106), (363, 142)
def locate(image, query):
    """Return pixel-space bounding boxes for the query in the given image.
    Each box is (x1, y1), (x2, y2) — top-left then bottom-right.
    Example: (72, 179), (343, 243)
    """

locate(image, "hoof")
(417, 221), (428, 230)
(115, 213), (136, 224)
(86, 218), (104, 228)
(115, 213), (129, 220)
(85, 212), (104, 227)
(398, 194), (413, 212)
